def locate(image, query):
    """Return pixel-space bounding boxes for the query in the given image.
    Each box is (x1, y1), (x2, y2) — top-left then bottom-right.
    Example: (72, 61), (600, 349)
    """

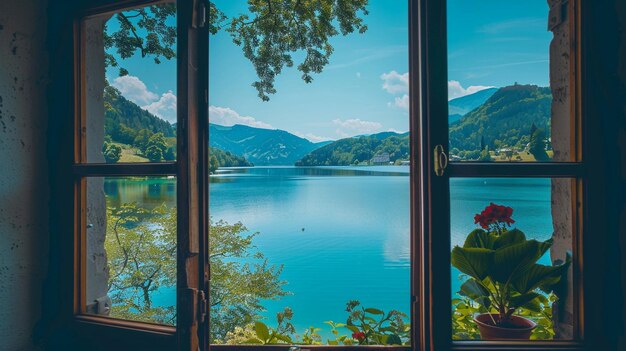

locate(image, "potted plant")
(451, 203), (570, 340)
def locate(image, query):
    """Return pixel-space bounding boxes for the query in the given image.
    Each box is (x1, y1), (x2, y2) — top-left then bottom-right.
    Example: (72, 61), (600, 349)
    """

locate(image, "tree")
(529, 123), (550, 161)
(478, 146), (492, 162)
(133, 128), (153, 153)
(144, 132), (168, 161)
(164, 145), (176, 161)
(210, 154), (220, 174)
(103, 142), (122, 163)
(145, 145), (163, 162)
(209, 220), (288, 341)
(105, 0), (369, 101)
(105, 204), (288, 337)
(105, 203), (177, 324)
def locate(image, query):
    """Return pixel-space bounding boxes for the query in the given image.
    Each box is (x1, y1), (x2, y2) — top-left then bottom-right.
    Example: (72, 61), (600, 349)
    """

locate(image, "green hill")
(296, 132), (409, 166)
(104, 85), (175, 145)
(449, 84), (551, 153)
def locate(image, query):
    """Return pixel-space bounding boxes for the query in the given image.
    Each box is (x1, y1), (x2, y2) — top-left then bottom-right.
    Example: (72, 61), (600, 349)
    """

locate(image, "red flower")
(474, 203), (515, 231)
(352, 331), (366, 341)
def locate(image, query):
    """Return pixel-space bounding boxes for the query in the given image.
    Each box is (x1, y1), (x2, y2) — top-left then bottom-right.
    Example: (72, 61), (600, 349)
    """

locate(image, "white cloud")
(333, 118), (383, 137)
(142, 91), (177, 124)
(448, 80), (494, 100)
(111, 75), (159, 105)
(380, 70), (409, 94)
(391, 94), (409, 110)
(209, 106), (274, 129)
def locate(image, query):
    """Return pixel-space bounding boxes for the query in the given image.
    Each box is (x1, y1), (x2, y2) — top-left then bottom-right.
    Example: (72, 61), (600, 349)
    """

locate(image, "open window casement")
(71, 0), (209, 350)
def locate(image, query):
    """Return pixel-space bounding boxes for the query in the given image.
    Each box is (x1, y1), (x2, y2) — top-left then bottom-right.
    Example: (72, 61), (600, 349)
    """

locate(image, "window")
(70, 1), (209, 350)
(419, 0), (589, 349)
(51, 0), (605, 350)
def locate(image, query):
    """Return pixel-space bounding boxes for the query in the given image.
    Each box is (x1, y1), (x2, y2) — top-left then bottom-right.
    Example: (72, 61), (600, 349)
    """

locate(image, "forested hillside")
(449, 84), (551, 153)
(296, 132), (409, 166)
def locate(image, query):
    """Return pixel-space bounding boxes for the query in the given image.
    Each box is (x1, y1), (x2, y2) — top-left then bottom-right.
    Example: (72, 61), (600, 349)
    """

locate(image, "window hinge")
(198, 290), (207, 324)
(433, 144), (448, 177)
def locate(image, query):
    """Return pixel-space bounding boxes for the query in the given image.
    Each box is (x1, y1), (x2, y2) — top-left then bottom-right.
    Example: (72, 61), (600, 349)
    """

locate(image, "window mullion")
(446, 163), (586, 178)
(72, 162), (178, 176)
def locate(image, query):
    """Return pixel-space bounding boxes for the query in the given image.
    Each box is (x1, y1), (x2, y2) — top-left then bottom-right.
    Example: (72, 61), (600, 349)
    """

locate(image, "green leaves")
(459, 279), (491, 309)
(451, 247), (494, 281)
(364, 308), (384, 315)
(226, 0), (368, 101)
(452, 226), (570, 328)
(254, 321), (270, 343)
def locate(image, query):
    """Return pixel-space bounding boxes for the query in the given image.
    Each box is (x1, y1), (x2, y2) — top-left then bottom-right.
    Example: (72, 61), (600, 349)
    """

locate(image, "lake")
(104, 166), (554, 340)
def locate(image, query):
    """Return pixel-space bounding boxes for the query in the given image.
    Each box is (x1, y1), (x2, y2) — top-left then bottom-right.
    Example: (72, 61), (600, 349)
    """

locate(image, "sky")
(106, 0), (551, 142)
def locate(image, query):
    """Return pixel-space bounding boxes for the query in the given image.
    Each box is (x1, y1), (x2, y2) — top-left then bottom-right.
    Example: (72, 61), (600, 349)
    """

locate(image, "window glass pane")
(85, 176), (177, 326)
(447, 0), (575, 162)
(84, 2), (177, 163)
(450, 178), (576, 340)
(208, 0), (411, 346)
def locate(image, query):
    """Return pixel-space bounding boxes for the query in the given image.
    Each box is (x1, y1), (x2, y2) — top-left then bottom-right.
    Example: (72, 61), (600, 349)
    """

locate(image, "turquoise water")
(104, 167), (555, 339)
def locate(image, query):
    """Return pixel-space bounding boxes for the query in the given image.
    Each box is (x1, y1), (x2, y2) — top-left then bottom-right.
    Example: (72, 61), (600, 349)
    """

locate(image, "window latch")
(433, 144), (448, 176)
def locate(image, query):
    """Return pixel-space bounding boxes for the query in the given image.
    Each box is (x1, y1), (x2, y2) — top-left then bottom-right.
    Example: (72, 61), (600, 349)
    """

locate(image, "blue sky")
(107, 0), (551, 142)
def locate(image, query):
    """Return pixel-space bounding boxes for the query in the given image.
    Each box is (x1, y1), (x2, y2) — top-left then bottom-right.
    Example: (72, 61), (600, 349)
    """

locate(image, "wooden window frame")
(417, 0), (612, 350)
(52, 0), (209, 350)
(44, 0), (614, 350)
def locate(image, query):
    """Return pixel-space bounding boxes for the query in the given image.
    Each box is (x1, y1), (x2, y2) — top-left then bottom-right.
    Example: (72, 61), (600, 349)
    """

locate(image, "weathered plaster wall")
(0, 0), (49, 350)
(548, 0), (574, 339)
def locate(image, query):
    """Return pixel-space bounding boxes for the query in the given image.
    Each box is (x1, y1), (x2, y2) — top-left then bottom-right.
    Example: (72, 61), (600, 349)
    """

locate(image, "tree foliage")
(105, 0), (369, 101)
(104, 4), (177, 75)
(105, 203), (177, 325)
(103, 142), (122, 163)
(529, 123), (550, 162)
(227, 0), (369, 100)
(209, 220), (288, 341)
(105, 203), (287, 339)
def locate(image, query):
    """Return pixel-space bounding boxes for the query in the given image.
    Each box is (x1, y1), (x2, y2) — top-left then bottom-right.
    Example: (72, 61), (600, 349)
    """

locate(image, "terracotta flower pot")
(474, 313), (537, 340)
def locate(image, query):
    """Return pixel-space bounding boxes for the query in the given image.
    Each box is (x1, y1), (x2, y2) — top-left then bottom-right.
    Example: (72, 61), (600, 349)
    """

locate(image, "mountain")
(209, 124), (328, 166)
(296, 131), (409, 166)
(449, 84), (551, 152)
(104, 85), (175, 144)
(448, 87), (498, 124)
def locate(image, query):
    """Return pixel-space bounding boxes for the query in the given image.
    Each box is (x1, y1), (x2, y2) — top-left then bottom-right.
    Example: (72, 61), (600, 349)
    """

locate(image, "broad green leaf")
(459, 279), (491, 309)
(463, 229), (495, 249)
(364, 308), (384, 315)
(254, 321), (270, 343)
(509, 292), (541, 310)
(493, 229), (526, 249)
(491, 240), (549, 283)
(513, 260), (570, 295)
(451, 247), (495, 280)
